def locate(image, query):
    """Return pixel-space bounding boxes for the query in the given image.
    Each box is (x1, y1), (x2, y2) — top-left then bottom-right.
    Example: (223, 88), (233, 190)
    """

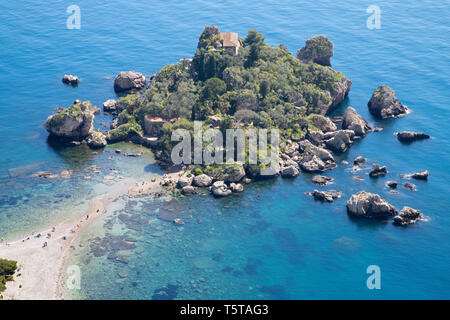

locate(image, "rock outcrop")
(297, 35), (333, 66)
(342, 107), (370, 137)
(298, 140), (337, 172)
(402, 170), (429, 180)
(368, 85), (408, 119)
(44, 101), (97, 141)
(306, 189), (342, 202)
(177, 174), (193, 188)
(86, 131), (107, 149)
(62, 74), (80, 86)
(396, 131), (430, 143)
(346, 191), (397, 218)
(114, 71), (146, 92)
(369, 164), (387, 177)
(393, 207), (423, 226)
(308, 114), (337, 133)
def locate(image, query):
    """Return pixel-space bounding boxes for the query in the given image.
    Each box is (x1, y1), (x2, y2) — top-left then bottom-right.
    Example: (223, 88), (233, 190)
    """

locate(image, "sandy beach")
(0, 171), (181, 300)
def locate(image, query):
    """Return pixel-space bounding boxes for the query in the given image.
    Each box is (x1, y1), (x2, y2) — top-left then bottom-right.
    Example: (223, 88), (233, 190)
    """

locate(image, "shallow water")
(1, 0), (450, 299)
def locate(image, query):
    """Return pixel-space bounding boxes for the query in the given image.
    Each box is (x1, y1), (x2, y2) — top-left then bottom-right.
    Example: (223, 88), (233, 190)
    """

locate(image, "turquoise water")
(1, 0), (450, 299)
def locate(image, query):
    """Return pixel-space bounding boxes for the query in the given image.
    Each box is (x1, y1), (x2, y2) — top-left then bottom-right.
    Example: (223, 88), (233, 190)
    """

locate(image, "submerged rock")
(346, 191), (397, 218)
(404, 182), (416, 191)
(393, 206), (423, 226)
(311, 175), (334, 186)
(114, 71), (146, 92)
(62, 74), (80, 86)
(297, 35), (333, 66)
(342, 107), (371, 137)
(396, 131), (430, 143)
(368, 85), (408, 119)
(306, 189), (342, 202)
(369, 164), (387, 177)
(86, 131), (107, 149)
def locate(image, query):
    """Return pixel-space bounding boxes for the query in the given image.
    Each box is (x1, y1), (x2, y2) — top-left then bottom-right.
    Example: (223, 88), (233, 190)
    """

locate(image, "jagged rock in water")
(114, 71), (146, 92)
(393, 207), (423, 226)
(342, 107), (371, 137)
(297, 35), (333, 66)
(298, 140), (337, 172)
(86, 131), (107, 149)
(311, 175), (334, 186)
(402, 170), (429, 180)
(306, 189), (342, 202)
(368, 85), (408, 119)
(385, 181), (398, 189)
(62, 74), (80, 86)
(396, 131), (430, 143)
(346, 191), (397, 218)
(192, 174), (213, 187)
(353, 156), (366, 166)
(369, 164), (387, 177)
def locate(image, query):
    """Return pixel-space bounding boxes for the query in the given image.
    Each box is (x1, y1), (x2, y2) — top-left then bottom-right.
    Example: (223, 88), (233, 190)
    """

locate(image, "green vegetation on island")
(0, 258), (18, 296)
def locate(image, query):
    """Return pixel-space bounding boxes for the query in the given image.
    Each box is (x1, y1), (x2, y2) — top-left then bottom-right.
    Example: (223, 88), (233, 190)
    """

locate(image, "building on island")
(221, 32), (240, 56)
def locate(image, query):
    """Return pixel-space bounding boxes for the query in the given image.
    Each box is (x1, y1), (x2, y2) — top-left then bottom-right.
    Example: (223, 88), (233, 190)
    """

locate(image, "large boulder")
(210, 181), (232, 197)
(297, 35), (333, 66)
(44, 101), (96, 141)
(346, 191), (397, 218)
(229, 183), (244, 193)
(393, 207), (423, 226)
(324, 130), (354, 153)
(342, 107), (371, 137)
(280, 165), (299, 177)
(368, 85), (408, 119)
(403, 170), (429, 181)
(311, 175), (334, 186)
(181, 186), (196, 196)
(396, 131), (430, 143)
(177, 173), (193, 188)
(86, 131), (107, 149)
(114, 71), (146, 92)
(192, 174), (213, 187)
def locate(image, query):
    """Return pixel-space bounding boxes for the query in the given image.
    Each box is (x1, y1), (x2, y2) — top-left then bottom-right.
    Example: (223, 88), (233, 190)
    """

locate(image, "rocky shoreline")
(42, 27), (430, 228)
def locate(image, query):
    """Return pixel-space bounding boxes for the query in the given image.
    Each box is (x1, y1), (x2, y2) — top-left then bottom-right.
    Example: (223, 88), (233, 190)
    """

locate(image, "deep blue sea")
(1, 0), (449, 299)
